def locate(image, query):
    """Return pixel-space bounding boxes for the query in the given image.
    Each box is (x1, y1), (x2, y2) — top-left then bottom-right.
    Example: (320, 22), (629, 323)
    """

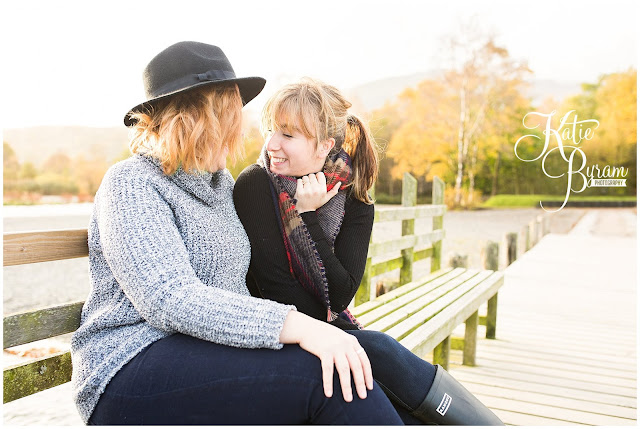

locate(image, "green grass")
(483, 194), (637, 208)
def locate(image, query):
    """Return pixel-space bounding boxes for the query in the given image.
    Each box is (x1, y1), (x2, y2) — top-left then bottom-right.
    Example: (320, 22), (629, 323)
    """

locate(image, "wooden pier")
(446, 211), (637, 425)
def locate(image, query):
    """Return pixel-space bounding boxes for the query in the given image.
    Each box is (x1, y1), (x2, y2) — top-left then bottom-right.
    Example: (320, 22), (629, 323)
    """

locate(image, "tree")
(3, 142), (20, 181)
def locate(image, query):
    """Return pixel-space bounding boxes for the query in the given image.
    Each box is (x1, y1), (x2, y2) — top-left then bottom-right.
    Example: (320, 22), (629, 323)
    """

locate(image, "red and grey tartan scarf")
(259, 145), (362, 329)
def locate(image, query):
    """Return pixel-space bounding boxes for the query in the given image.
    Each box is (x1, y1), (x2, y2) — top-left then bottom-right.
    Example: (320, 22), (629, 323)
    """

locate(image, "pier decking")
(447, 210), (637, 425)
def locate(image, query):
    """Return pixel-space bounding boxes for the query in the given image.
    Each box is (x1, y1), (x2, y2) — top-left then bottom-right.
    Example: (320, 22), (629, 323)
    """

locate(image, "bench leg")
(486, 293), (498, 339)
(463, 311), (478, 366)
(433, 336), (450, 370)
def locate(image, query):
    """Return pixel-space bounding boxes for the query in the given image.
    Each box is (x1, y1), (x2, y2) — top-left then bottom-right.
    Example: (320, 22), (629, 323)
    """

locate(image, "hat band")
(148, 69), (237, 99)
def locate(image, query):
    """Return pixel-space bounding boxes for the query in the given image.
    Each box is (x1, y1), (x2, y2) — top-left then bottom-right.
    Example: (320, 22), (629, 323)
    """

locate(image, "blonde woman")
(234, 78), (503, 425)
(70, 42), (404, 425)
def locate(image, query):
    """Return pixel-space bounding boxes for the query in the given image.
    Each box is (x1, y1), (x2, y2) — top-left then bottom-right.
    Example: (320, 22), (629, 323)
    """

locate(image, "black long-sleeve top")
(233, 164), (374, 330)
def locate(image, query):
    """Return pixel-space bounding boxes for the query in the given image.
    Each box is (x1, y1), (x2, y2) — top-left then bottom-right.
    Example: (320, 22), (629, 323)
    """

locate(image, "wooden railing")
(356, 174), (445, 305)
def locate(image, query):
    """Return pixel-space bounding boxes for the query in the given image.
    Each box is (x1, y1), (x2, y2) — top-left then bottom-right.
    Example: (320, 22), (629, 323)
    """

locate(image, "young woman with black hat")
(70, 41), (404, 425)
(233, 78), (504, 425)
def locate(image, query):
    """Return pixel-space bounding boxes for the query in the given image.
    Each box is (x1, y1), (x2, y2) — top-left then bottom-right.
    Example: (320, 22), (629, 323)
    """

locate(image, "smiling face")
(266, 126), (327, 177)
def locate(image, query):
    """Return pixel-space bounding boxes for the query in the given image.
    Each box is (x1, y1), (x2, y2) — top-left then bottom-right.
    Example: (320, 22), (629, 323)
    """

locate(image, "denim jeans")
(347, 330), (437, 413)
(88, 333), (404, 425)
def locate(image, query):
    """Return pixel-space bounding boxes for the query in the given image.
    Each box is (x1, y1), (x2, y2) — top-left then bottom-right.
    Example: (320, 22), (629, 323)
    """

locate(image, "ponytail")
(344, 114), (378, 204)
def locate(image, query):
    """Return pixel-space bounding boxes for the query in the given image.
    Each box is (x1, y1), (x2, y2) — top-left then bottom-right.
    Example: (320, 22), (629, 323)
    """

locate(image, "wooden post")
(506, 232), (518, 266)
(528, 219), (537, 248)
(355, 183), (378, 306)
(400, 173), (417, 286)
(536, 215), (544, 242)
(463, 311), (478, 366)
(433, 336), (450, 370)
(431, 176), (444, 272)
(521, 225), (530, 253)
(484, 241), (499, 339)
(355, 256), (372, 306)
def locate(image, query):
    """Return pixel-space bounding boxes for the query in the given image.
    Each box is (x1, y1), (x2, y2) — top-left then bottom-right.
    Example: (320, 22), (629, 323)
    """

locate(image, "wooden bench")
(3, 174), (505, 404)
(352, 174), (504, 369)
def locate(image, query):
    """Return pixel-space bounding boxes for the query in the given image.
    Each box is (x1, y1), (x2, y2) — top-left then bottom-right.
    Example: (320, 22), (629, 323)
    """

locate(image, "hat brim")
(124, 76), (266, 127)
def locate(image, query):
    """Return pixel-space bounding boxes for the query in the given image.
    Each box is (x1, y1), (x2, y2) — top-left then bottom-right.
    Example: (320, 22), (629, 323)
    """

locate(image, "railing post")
(528, 219), (537, 248)
(433, 336), (450, 370)
(400, 173), (417, 286)
(519, 225), (529, 254)
(506, 232), (518, 266)
(463, 311), (478, 366)
(355, 184), (377, 306)
(431, 176), (444, 272)
(483, 241), (499, 339)
(355, 256), (372, 306)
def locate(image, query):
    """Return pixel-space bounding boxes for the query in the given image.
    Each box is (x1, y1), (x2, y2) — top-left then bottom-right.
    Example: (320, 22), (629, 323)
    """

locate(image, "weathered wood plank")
(4, 302), (84, 348)
(466, 356), (637, 389)
(400, 173), (417, 286)
(476, 341), (638, 373)
(458, 380), (638, 420)
(3, 352), (72, 403)
(460, 366), (637, 397)
(433, 336), (450, 370)
(493, 409), (582, 426)
(362, 270), (480, 330)
(479, 330), (638, 362)
(367, 230), (445, 258)
(463, 310), (478, 366)
(400, 272), (504, 356)
(373, 205), (446, 222)
(352, 268), (456, 317)
(473, 349), (637, 380)
(4, 230), (89, 266)
(452, 370), (637, 409)
(475, 393), (637, 426)
(431, 177), (444, 272)
(384, 271), (495, 339)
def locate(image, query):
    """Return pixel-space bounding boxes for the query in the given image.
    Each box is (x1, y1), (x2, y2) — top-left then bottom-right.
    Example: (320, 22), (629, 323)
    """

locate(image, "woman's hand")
(294, 172), (341, 213)
(279, 310), (373, 402)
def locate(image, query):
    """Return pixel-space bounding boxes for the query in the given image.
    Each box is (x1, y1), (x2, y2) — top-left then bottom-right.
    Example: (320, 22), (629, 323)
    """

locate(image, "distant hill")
(4, 126), (130, 166)
(4, 74), (582, 166)
(347, 71), (582, 112)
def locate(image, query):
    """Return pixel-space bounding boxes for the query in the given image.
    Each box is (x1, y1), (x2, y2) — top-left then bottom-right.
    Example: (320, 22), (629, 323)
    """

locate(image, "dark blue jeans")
(347, 330), (436, 415)
(88, 333), (404, 425)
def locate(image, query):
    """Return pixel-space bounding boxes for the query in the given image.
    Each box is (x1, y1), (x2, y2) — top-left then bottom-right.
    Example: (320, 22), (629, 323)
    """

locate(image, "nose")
(266, 133), (280, 152)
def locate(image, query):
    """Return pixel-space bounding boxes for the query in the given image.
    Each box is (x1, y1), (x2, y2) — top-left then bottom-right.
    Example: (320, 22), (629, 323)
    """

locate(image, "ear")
(317, 138), (335, 158)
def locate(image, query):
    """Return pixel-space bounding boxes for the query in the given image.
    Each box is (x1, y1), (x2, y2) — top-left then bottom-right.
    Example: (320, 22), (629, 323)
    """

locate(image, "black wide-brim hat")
(124, 41), (266, 127)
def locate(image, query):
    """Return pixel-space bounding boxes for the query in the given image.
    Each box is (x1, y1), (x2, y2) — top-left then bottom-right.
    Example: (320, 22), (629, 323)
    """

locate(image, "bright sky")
(1, 0), (637, 129)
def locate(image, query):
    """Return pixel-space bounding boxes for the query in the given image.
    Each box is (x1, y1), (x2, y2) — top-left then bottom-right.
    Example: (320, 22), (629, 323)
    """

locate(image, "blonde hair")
(128, 84), (243, 175)
(261, 77), (378, 204)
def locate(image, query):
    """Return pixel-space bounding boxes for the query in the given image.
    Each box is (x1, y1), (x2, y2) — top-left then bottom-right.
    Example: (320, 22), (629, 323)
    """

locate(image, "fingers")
(328, 181), (341, 198)
(321, 354), (334, 398)
(334, 354), (354, 402)
(357, 347), (374, 391)
(346, 348), (368, 400)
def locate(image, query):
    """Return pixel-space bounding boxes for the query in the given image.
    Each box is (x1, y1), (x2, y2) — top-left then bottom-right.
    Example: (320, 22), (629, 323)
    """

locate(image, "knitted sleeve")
(96, 166), (295, 350)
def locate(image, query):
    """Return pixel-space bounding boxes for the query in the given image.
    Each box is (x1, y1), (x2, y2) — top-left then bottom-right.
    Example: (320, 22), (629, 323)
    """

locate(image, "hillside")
(4, 126), (130, 166)
(4, 74), (581, 166)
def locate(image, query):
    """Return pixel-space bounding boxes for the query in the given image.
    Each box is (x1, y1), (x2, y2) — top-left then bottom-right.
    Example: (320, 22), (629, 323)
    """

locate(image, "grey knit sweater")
(71, 154), (295, 423)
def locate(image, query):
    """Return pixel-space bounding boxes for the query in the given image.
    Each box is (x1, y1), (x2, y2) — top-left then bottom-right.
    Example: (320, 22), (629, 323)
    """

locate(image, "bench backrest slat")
(3, 351), (72, 403)
(3, 302), (84, 349)
(3, 229), (89, 266)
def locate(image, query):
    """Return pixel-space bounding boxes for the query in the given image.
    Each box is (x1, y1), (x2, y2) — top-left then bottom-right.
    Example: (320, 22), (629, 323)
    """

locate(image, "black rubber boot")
(410, 365), (504, 425)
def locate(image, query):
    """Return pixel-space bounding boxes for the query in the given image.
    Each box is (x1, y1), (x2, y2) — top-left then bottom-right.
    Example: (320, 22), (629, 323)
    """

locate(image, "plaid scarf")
(259, 145), (362, 329)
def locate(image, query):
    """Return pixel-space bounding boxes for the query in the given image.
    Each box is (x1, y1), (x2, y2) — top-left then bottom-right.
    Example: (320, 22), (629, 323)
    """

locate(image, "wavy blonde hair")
(128, 84), (243, 175)
(261, 77), (379, 204)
